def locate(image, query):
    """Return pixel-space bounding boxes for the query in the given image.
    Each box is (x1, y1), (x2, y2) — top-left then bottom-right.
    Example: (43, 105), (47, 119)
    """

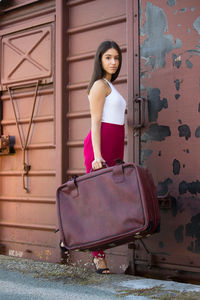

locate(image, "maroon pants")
(84, 122), (124, 257)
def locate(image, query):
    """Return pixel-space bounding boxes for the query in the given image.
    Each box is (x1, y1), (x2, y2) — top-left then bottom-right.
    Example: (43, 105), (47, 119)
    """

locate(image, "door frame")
(126, 0), (140, 274)
(126, 0), (140, 165)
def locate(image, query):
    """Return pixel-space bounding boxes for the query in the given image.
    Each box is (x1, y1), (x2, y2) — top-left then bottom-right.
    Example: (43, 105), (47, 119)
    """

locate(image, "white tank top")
(101, 78), (126, 125)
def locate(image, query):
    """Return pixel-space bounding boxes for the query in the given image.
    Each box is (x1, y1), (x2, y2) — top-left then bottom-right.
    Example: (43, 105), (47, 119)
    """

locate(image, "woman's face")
(101, 48), (120, 78)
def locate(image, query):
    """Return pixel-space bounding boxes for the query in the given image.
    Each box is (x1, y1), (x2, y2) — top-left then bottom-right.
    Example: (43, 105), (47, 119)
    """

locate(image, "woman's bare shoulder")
(91, 79), (107, 91)
(90, 79), (109, 97)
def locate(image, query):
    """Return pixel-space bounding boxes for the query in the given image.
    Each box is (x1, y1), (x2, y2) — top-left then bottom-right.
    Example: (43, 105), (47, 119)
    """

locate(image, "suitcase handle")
(68, 164), (126, 198)
(91, 160), (124, 173)
(91, 163), (125, 183)
(90, 161), (109, 173)
(112, 164), (124, 183)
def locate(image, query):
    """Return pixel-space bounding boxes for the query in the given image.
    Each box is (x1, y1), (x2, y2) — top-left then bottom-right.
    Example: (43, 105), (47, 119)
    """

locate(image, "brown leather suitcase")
(56, 163), (160, 251)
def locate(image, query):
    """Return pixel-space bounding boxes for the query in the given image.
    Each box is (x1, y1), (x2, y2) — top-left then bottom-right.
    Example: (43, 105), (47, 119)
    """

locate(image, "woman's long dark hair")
(87, 40), (122, 94)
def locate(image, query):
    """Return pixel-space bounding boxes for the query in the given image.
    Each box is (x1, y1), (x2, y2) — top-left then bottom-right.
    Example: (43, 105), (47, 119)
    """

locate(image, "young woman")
(84, 41), (126, 274)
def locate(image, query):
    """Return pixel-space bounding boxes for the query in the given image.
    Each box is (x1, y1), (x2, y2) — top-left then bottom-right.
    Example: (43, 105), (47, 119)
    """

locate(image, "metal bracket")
(139, 239), (153, 269)
(0, 135), (15, 155)
(23, 163), (31, 175)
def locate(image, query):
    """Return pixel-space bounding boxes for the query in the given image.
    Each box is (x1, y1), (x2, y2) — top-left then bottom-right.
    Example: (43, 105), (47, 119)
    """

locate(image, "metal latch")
(0, 135), (15, 155)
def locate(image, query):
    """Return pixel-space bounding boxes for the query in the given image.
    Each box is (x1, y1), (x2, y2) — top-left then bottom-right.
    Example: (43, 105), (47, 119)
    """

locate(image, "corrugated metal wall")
(0, 0), (135, 270)
(0, 0), (60, 262)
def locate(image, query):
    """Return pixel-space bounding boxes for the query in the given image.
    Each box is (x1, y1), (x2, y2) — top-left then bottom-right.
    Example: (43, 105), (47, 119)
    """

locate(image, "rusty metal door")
(131, 0), (200, 282)
(0, 1), (60, 262)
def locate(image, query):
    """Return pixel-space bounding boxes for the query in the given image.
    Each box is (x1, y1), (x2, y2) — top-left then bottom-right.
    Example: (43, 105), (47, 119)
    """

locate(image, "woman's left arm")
(89, 80), (107, 169)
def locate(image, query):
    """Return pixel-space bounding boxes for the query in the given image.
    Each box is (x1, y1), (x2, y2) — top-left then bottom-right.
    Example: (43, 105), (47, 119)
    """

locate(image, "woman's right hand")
(92, 157), (105, 170)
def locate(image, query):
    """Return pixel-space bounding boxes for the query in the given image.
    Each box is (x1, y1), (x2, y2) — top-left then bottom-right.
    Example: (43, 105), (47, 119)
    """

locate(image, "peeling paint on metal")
(157, 178), (173, 196)
(193, 16), (200, 35)
(139, 0), (144, 36)
(179, 181), (200, 195)
(175, 94), (180, 100)
(174, 225), (184, 243)
(179, 8), (187, 13)
(185, 59), (193, 68)
(171, 195), (178, 217)
(148, 87), (168, 122)
(140, 83), (145, 91)
(185, 49), (200, 57)
(172, 53), (182, 68)
(142, 124), (171, 142)
(167, 0), (176, 7)
(139, 0), (200, 277)
(141, 149), (153, 159)
(195, 126), (200, 137)
(174, 38), (183, 48)
(141, 2), (181, 70)
(183, 149), (190, 153)
(141, 71), (146, 78)
(186, 213), (200, 253)
(178, 124), (191, 140)
(174, 79), (182, 91)
(173, 159), (180, 175)
(196, 42), (200, 49)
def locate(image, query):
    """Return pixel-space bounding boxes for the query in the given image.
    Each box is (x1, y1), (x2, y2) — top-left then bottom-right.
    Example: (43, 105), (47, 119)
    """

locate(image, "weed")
(116, 286), (200, 299)
(156, 290), (200, 300)
(116, 285), (163, 297)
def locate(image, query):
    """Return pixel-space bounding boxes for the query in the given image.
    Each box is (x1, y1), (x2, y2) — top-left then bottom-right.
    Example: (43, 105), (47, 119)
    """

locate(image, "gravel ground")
(1, 255), (200, 300)
(0, 255), (128, 300)
(0, 254), (111, 285)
